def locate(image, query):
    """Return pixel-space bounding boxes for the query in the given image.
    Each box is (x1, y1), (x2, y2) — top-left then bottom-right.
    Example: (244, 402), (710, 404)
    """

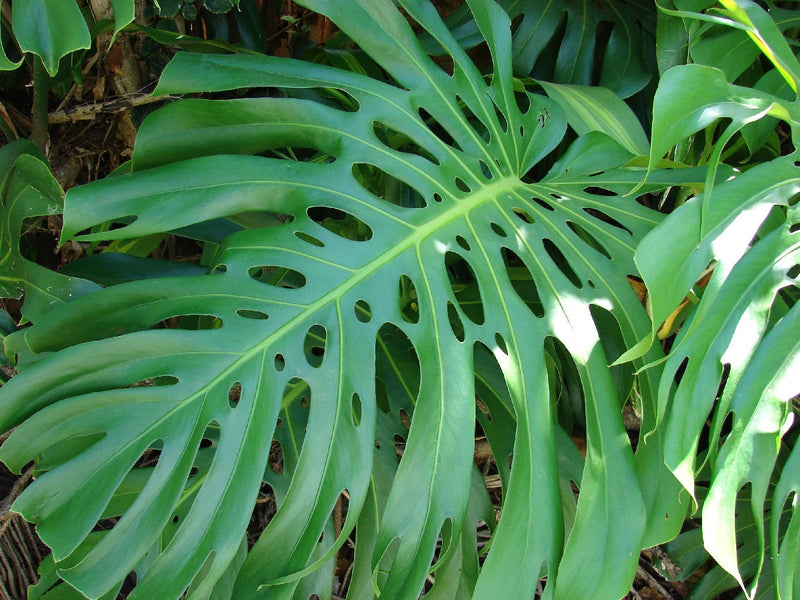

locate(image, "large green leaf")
(0, 1), (694, 598)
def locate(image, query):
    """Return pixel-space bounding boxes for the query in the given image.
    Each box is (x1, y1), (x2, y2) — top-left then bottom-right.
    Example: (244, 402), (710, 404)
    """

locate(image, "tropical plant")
(0, 1), (797, 599)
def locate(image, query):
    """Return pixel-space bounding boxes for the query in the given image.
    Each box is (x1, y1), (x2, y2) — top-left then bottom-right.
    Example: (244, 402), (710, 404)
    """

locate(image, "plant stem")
(29, 56), (50, 153)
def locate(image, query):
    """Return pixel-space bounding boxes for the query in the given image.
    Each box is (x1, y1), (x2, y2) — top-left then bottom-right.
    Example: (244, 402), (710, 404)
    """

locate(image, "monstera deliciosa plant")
(0, 0), (799, 599)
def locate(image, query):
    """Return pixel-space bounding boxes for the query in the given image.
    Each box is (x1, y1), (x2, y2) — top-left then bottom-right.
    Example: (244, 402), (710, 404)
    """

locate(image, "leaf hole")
(456, 235), (471, 251)
(307, 206), (373, 242)
(156, 315), (223, 330)
(490, 222), (507, 237)
(236, 309), (269, 320)
(394, 433), (406, 463)
(493, 102), (508, 134)
(479, 160), (494, 179)
(269, 439), (283, 474)
(399, 274), (420, 324)
(295, 230), (325, 247)
(304, 324), (327, 368)
(172, 515), (179, 525)
(583, 186), (616, 197)
(445, 251), (485, 325)
(787, 264), (800, 279)
(447, 301), (466, 342)
(354, 299), (372, 323)
(375, 377), (390, 414)
(502, 247), (544, 317)
(433, 193), (443, 203)
(673, 357), (690, 386)
(494, 332), (507, 354)
(199, 438), (213, 449)
(512, 207), (535, 224)
(274, 353), (285, 372)
(789, 223), (800, 233)
(583, 207), (633, 234)
(249, 266), (306, 288)
(534, 197), (555, 211)
(515, 91), (531, 114)
(543, 239), (582, 288)
(228, 382), (242, 408)
(399, 408), (411, 430)
(351, 393), (362, 427)
(455, 177), (472, 193)
(189, 466), (199, 477)
(566, 221), (611, 259)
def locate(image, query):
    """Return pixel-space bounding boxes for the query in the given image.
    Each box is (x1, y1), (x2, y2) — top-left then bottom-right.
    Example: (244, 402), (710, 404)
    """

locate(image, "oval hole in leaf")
(534, 197), (554, 211)
(295, 230), (325, 247)
(399, 408), (411, 430)
(455, 177), (471, 193)
(236, 309), (269, 320)
(542, 238), (582, 289)
(269, 439), (283, 474)
(394, 433), (406, 464)
(479, 160), (493, 179)
(502, 247), (544, 317)
(398, 274), (420, 324)
(456, 235), (470, 251)
(495, 332), (507, 355)
(566, 221), (611, 259)
(307, 206), (373, 241)
(354, 299), (371, 323)
(512, 207), (535, 224)
(447, 301), (466, 342)
(433, 193), (443, 203)
(156, 315), (223, 330)
(492, 101), (509, 134)
(515, 92), (531, 114)
(304, 324), (327, 368)
(249, 266), (306, 288)
(583, 186), (616, 197)
(582, 207), (633, 235)
(445, 252), (485, 326)
(351, 393), (362, 427)
(491, 222), (507, 237)
(228, 382), (242, 408)
(274, 353), (285, 372)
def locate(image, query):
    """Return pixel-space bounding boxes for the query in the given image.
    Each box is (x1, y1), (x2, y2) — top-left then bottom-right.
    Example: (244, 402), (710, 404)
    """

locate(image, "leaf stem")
(29, 56), (50, 153)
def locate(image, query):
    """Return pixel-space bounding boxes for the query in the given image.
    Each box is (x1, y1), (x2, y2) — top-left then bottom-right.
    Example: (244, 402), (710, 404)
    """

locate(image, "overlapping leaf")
(0, 1), (698, 598)
(627, 2), (800, 595)
(0, 140), (98, 322)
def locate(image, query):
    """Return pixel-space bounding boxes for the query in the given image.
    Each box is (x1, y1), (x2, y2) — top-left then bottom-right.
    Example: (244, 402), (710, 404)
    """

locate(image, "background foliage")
(0, 1), (798, 599)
